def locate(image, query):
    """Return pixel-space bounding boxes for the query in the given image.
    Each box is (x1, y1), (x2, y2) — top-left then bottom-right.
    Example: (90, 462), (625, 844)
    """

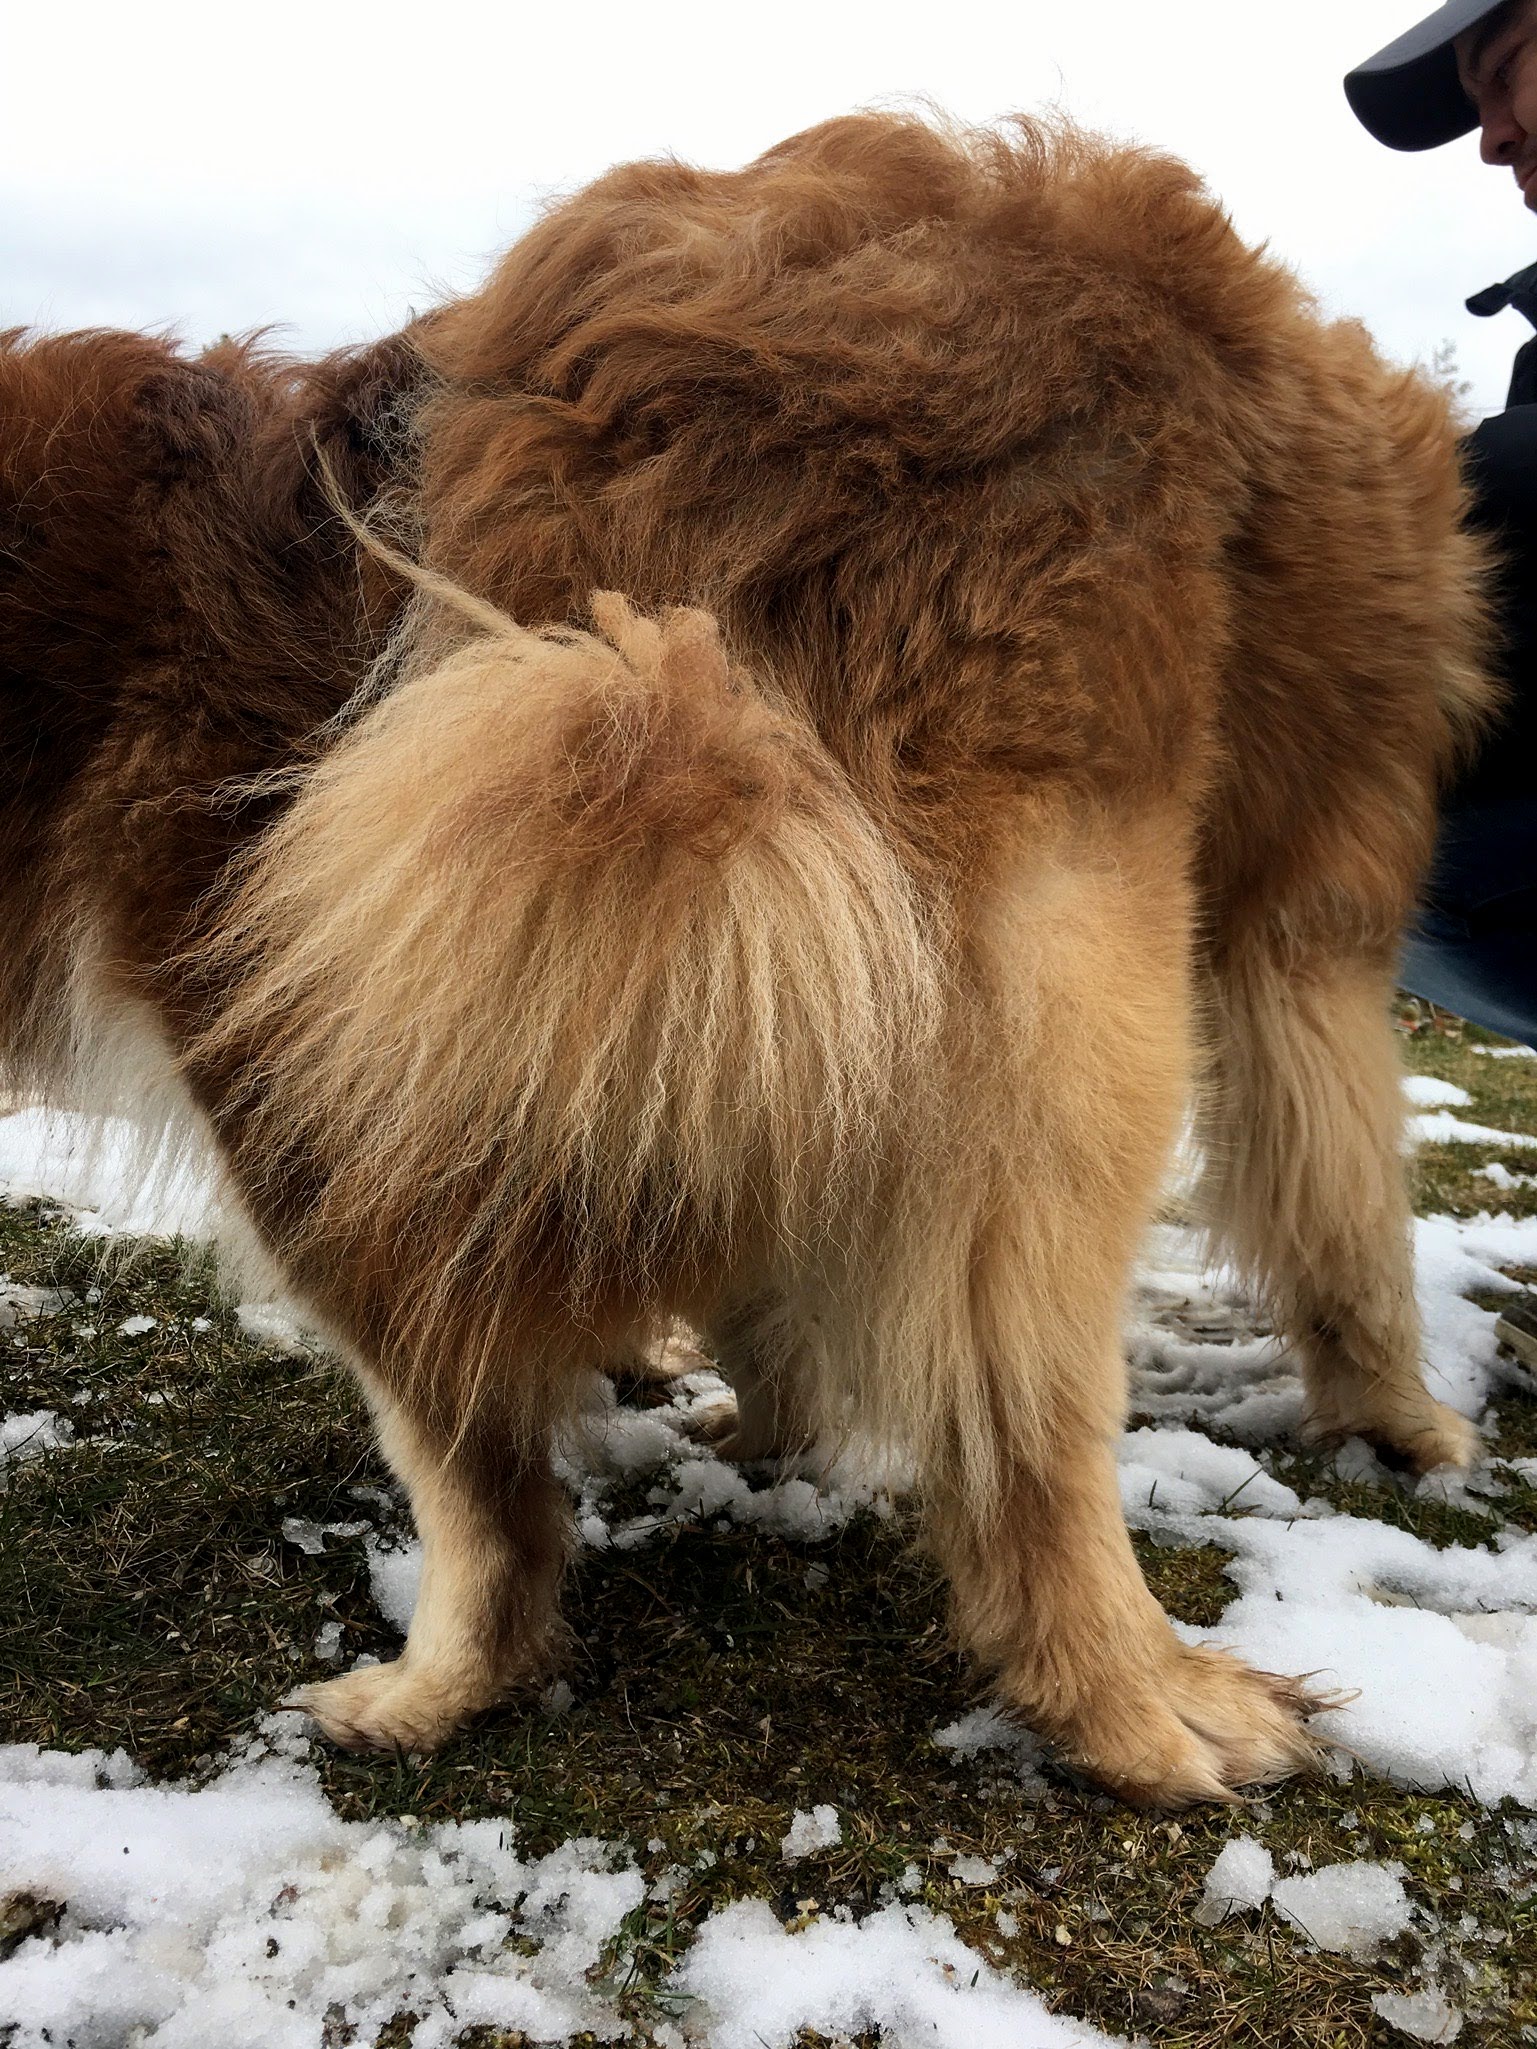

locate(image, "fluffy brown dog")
(0, 113), (1493, 1807)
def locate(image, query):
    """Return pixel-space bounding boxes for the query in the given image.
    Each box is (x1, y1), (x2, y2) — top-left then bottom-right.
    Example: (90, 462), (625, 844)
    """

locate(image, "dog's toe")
(1387, 1400), (1479, 1475)
(1304, 1391), (1478, 1475)
(1163, 1646), (1323, 1794)
(1065, 1645), (1322, 1811)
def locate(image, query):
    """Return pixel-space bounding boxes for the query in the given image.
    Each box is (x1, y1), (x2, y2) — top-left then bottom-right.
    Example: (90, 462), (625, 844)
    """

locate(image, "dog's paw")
(678, 1396), (742, 1448)
(684, 1394), (813, 1465)
(1303, 1389), (1477, 1475)
(708, 1419), (810, 1464)
(1063, 1645), (1322, 1810)
(287, 1659), (479, 1754)
(1383, 1400), (1479, 1475)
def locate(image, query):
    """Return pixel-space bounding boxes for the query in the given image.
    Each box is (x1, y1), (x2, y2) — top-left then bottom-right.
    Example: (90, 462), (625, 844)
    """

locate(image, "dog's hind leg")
(292, 1367), (567, 1753)
(703, 1290), (821, 1463)
(937, 1425), (1315, 1807)
(1197, 941), (1476, 1473)
(919, 821), (1316, 1806)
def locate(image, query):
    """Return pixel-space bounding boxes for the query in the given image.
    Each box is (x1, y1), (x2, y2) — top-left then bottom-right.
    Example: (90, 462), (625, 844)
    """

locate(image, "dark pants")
(1397, 407), (1537, 1046)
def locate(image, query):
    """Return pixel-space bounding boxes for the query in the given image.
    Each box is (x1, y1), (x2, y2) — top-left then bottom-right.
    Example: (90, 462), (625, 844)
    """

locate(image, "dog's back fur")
(0, 114), (1493, 1803)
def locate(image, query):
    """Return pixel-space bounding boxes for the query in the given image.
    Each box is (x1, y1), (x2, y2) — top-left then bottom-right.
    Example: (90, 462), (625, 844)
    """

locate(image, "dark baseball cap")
(1345, 0), (1507, 149)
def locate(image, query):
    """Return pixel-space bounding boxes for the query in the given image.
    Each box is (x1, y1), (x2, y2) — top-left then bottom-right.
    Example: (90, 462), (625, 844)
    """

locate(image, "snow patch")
(933, 1707), (1049, 1795)
(675, 1898), (1118, 2048)
(1402, 1076), (1473, 1109)
(1195, 1515), (1537, 1804)
(0, 1283), (77, 1325)
(0, 1741), (643, 2049)
(1372, 1987), (1465, 2042)
(780, 1805), (842, 1862)
(1196, 1836), (1275, 1921)
(0, 1410), (73, 1490)
(1270, 1860), (1413, 1957)
(1408, 1109), (1537, 1152)
(1118, 1427), (1311, 1521)
(1198, 1841), (1413, 1958)
(0, 1107), (216, 1238)
(1474, 1162), (1537, 1191)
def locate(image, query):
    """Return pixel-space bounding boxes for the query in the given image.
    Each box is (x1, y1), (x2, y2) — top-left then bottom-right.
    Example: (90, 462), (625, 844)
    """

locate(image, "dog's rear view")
(0, 114), (1494, 1808)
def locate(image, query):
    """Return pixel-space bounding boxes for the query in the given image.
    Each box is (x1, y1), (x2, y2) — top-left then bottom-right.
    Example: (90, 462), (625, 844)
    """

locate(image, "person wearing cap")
(1348, 0), (1537, 152)
(1347, 2), (1537, 1053)
(1350, 5), (1537, 1373)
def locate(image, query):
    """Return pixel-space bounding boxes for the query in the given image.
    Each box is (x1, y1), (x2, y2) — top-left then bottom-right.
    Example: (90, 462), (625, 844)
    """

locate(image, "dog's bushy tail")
(195, 591), (941, 1382)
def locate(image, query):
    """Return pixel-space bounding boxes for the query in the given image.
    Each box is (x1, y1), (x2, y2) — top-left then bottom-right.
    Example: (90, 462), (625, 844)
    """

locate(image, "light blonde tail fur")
(194, 592), (941, 1368)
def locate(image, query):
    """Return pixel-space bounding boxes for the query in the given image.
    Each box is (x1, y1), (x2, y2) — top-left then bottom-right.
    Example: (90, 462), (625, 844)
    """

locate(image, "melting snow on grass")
(1197, 1837), (1414, 1957)
(0, 1733), (1117, 2046)
(0, 1407), (72, 1491)
(2, 1075), (1535, 2043)
(779, 1804), (842, 1862)
(672, 1898), (1116, 2048)
(0, 1732), (646, 2049)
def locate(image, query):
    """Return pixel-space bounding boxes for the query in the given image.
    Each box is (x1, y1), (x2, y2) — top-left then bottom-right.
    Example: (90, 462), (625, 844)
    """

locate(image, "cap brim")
(1345, 0), (1496, 150)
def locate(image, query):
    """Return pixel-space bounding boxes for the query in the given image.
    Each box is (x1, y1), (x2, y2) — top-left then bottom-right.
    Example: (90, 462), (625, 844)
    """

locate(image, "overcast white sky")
(4, 0), (1536, 417)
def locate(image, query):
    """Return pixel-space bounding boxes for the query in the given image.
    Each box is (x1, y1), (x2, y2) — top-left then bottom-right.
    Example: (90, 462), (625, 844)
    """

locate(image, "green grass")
(1400, 1005), (1537, 1222)
(3, 1016), (1537, 2044)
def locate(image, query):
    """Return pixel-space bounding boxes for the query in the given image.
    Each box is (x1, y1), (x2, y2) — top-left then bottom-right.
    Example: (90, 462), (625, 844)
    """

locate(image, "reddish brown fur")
(0, 324), (416, 1070)
(0, 113), (1493, 1803)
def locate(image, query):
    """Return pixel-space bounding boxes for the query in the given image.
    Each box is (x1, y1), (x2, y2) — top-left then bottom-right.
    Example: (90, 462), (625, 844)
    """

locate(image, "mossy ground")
(2, 1012), (1536, 2044)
